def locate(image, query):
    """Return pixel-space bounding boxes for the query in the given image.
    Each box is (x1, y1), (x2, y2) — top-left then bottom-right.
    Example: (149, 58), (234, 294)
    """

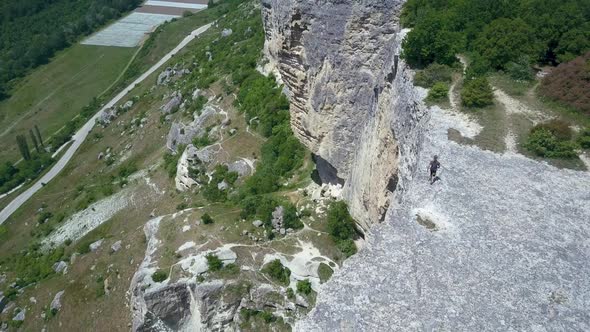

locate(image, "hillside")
(0, 1), (360, 330)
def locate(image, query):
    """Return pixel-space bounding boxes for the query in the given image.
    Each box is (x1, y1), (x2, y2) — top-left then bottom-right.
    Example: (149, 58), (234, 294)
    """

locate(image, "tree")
(16, 135), (31, 160)
(201, 213), (214, 225)
(555, 26), (590, 63)
(29, 129), (40, 153)
(461, 77), (494, 108)
(506, 56), (534, 81)
(34, 125), (44, 147)
(401, 10), (463, 68)
(474, 18), (538, 70)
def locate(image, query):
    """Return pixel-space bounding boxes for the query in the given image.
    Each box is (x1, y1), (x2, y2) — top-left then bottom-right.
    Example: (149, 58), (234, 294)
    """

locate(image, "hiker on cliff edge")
(428, 155), (441, 184)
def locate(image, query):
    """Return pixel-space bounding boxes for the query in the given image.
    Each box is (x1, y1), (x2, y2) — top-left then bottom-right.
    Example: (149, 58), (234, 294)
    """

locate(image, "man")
(428, 155), (441, 184)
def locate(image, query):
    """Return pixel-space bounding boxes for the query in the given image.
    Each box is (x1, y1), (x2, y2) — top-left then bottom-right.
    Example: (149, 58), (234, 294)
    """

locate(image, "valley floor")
(297, 101), (590, 330)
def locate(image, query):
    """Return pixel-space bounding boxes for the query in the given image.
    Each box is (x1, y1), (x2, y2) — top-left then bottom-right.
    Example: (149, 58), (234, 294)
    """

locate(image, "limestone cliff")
(261, 0), (425, 231)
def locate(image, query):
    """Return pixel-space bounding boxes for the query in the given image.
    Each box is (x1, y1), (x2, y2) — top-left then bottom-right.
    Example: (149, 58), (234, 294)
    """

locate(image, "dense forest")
(0, 0), (141, 100)
(401, 0), (590, 70)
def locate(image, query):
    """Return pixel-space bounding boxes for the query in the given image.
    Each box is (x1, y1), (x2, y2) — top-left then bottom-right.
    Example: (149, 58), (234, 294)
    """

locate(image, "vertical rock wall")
(261, 0), (426, 230)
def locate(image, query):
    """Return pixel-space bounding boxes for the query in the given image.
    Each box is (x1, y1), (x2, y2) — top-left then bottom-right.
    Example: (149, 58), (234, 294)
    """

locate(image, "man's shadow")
(430, 176), (441, 185)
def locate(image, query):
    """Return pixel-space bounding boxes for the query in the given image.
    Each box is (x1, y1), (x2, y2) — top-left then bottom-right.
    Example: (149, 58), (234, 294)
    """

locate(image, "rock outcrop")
(262, 0), (424, 231)
(166, 105), (218, 152)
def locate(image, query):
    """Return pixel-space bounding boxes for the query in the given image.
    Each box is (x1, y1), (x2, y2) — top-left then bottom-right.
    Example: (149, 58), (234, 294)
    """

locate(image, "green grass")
(489, 73), (536, 97)
(0, 44), (136, 162)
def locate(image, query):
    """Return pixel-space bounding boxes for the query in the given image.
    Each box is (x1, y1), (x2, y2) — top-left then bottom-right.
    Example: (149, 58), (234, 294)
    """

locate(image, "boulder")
(295, 295), (309, 308)
(121, 100), (134, 111)
(157, 68), (173, 85)
(279, 228), (286, 236)
(50, 291), (64, 312)
(217, 181), (229, 191)
(228, 160), (252, 176)
(89, 239), (103, 252)
(252, 220), (264, 228)
(175, 145), (200, 191)
(12, 309), (25, 321)
(111, 240), (122, 253)
(160, 92), (182, 114)
(166, 105), (217, 152)
(221, 28), (233, 37)
(52, 261), (68, 274)
(271, 206), (284, 229)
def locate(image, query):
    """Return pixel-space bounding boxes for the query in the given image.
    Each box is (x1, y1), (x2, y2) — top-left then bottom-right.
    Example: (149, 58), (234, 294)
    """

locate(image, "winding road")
(0, 23), (213, 225)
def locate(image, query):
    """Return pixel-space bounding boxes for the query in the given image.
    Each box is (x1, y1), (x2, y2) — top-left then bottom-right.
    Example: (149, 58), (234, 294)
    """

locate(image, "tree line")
(0, 0), (142, 100)
(401, 0), (590, 71)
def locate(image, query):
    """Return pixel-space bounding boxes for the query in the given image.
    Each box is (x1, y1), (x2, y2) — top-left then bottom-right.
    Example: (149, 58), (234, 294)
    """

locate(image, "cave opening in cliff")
(311, 154), (345, 186)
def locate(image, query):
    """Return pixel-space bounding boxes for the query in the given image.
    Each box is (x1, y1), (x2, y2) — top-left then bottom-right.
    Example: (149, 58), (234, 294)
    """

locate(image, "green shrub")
(206, 253), (223, 272)
(202, 165), (238, 202)
(286, 287), (295, 300)
(461, 77), (494, 108)
(506, 56), (534, 81)
(336, 239), (357, 258)
(262, 259), (291, 285)
(524, 128), (578, 159)
(176, 202), (188, 210)
(152, 270), (168, 282)
(163, 148), (183, 178)
(64, 239), (72, 246)
(282, 204), (303, 230)
(296, 279), (313, 295)
(327, 201), (358, 258)
(240, 309), (277, 323)
(578, 129), (590, 149)
(201, 213), (214, 225)
(318, 263), (334, 283)
(118, 162), (138, 178)
(327, 201), (357, 242)
(37, 211), (53, 224)
(427, 82), (449, 101)
(414, 63), (454, 88)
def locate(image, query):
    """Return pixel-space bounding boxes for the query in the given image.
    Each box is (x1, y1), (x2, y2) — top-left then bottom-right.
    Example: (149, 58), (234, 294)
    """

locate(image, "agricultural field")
(0, 45), (136, 163)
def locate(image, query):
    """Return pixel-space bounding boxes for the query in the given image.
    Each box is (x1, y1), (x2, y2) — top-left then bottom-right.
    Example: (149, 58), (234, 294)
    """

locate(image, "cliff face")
(262, 0), (425, 230)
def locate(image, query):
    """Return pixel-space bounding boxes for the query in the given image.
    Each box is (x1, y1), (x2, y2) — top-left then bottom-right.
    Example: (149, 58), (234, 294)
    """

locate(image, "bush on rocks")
(262, 259), (290, 285)
(297, 279), (312, 295)
(152, 270), (168, 282)
(206, 254), (223, 272)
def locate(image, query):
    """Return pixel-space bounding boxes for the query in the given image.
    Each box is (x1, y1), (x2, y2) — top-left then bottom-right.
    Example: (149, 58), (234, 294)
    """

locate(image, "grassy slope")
(0, 5), (234, 164)
(0, 45), (136, 162)
(0, 3), (336, 329)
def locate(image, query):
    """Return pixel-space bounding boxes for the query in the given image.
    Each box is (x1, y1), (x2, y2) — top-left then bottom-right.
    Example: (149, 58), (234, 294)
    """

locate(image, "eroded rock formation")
(262, 0), (425, 230)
